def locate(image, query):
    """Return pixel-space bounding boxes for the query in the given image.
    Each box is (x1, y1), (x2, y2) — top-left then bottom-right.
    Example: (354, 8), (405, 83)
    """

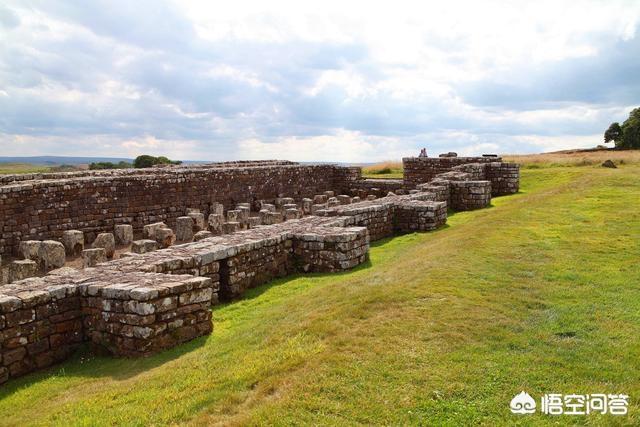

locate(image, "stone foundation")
(0, 156), (519, 385)
(403, 156), (501, 188)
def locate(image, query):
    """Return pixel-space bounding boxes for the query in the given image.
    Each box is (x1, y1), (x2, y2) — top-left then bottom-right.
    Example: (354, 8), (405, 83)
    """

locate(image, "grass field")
(0, 163), (51, 175)
(504, 149), (640, 169)
(361, 149), (640, 178)
(362, 161), (403, 178)
(1, 163), (639, 425)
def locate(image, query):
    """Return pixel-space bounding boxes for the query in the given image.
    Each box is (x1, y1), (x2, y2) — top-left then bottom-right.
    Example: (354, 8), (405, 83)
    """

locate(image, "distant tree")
(117, 161), (133, 168)
(620, 108), (640, 149)
(133, 155), (181, 168)
(605, 108), (640, 149)
(133, 155), (157, 168)
(604, 122), (623, 146)
(90, 161), (132, 170)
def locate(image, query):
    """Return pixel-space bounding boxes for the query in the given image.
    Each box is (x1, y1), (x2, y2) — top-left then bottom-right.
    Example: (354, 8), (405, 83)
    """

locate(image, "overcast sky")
(1, 1), (639, 162)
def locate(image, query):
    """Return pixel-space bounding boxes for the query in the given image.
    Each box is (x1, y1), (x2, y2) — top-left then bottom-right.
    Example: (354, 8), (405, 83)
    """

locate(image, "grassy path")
(0, 165), (638, 426)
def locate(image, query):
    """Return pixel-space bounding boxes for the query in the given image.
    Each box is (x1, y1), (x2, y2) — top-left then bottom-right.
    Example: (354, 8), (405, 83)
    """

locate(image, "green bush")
(370, 167), (393, 174)
(133, 155), (181, 168)
(89, 161), (132, 170)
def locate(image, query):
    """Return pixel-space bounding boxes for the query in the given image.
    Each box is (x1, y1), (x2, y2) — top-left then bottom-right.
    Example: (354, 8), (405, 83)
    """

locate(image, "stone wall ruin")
(0, 156), (519, 384)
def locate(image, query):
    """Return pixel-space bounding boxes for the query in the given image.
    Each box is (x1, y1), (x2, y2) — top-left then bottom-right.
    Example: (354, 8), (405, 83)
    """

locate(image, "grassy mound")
(1, 164), (639, 425)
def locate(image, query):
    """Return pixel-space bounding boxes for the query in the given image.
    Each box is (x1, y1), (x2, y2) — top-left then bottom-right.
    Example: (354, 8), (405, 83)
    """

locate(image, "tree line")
(89, 155), (182, 170)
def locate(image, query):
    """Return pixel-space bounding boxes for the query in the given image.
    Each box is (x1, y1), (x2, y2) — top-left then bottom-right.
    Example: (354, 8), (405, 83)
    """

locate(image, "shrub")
(89, 161), (132, 170)
(133, 155), (181, 168)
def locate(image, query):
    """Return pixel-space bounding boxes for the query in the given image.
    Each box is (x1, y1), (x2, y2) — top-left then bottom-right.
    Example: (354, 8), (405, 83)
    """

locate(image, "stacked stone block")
(449, 181), (492, 211)
(403, 156), (500, 188)
(294, 227), (369, 273)
(0, 274), (83, 384)
(394, 201), (448, 232)
(86, 276), (213, 357)
(486, 162), (520, 196)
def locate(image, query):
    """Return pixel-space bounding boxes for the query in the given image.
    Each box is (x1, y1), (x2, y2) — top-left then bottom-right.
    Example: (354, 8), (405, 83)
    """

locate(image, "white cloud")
(0, 0), (639, 161)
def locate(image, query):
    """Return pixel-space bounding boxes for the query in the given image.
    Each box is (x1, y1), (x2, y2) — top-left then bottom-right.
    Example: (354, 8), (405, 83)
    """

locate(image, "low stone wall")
(0, 266), (214, 382)
(350, 178), (405, 197)
(87, 275), (213, 357)
(0, 156), (520, 385)
(486, 162), (520, 196)
(449, 181), (492, 211)
(0, 162), (363, 256)
(221, 234), (292, 300)
(294, 227), (369, 273)
(403, 156), (500, 188)
(394, 200), (448, 232)
(329, 204), (396, 241)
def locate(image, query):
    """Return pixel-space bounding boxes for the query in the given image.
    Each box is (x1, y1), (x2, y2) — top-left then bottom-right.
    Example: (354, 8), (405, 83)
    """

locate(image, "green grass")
(1, 165), (639, 425)
(362, 171), (404, 179)
(0, 163), (51, 175)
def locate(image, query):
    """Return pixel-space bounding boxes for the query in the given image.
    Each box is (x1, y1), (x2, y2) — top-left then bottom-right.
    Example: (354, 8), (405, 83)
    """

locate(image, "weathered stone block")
(61, 230), (84, 256)
(188, 212), (206, 231)
(143, 222), (167, 240)
(176, 216), (194, 242)
(313, 194), (327, 204)
(19, 241), (41, 261)
(194, 230), (213, 241)
(337, 195), (352, 205)
(210, 202), (224, 216)
(131, 239), (158, 254)
(285, 209), (300, 221)
(114, 225), (133, 246)
(39, 241), (66, 270)
(82, 248), (107, 268)
(156, 228), (176, 248)
(207, 214), (223, 234)
(311, 204), (326, 214)
(93, 233), (115, 258)
(227, 210), (240, 222)
(301, 198), (313, 214)
(246, 216), (261, 228)
(9, 260), (38, 283)
(222, 222), (240, 234)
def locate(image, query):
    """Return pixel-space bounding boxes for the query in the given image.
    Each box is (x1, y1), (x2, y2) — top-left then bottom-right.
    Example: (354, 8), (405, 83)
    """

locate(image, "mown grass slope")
(0, 164), (638, 426)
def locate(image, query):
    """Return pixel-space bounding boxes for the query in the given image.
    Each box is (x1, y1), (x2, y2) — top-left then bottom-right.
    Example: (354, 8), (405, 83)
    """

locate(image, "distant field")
(0, 163), (51, 175)
(361, 149), (640, 178)
(362, 161), (403, 179)
(504, 149), (640, 169)
(1, 163), (638, 425)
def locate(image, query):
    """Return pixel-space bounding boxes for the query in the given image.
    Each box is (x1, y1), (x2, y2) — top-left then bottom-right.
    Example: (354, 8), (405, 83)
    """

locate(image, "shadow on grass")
(0, 333), (210, 398)
(215, 257), (375, 308)
(0, 252), (383, 393)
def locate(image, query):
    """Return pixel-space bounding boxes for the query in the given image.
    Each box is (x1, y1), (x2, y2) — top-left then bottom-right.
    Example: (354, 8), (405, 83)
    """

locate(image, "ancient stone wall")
(0, 156), (519, 385)
(350, 178), (405, 197)
(0, 162), (362, 256)
(402, 156), (501, 188)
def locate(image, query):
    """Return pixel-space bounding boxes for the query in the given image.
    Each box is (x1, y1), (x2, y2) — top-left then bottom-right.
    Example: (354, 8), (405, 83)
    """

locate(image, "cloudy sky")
(1, 1), (639, 162)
